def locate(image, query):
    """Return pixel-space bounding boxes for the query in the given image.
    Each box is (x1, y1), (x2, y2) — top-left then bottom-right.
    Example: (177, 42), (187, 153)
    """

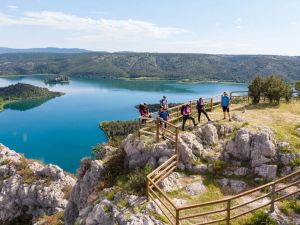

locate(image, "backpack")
(180, 105), (185, 115)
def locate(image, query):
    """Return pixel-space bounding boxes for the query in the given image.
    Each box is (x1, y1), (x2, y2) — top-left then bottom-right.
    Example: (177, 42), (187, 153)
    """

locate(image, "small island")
(0, 83), (64, 112)
(44, 75), (70, 84)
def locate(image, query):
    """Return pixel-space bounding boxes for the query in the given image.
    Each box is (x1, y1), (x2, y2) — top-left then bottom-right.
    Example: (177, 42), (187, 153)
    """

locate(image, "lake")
(0, 76), (247, 173)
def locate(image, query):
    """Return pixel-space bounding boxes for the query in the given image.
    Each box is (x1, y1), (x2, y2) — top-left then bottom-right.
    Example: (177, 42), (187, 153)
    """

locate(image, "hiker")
(221, 92), (231, 121)
(160, 96), (168, 110)
(158, 106), (169, 128)
(196, 97), (211, 123)
(181, 104), (196, 131)
(139, 103), (151, 124)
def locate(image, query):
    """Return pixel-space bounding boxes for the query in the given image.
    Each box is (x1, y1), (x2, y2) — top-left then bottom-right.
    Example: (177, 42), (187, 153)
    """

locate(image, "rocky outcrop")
(121, 134), (174, 170)
(65, 158), (105, 225)
(223, 128), (279, 180)
(0, 144), (76, 224)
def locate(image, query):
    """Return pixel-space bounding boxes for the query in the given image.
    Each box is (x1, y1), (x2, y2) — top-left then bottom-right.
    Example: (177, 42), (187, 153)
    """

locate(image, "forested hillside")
(0, 52), (299, 82)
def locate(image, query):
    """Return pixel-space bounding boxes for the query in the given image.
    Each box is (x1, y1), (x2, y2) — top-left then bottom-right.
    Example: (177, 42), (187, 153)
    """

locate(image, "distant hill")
(0, 52), (300, 82)
(0, 47), (91, 54)
(0, 83), (63, 100)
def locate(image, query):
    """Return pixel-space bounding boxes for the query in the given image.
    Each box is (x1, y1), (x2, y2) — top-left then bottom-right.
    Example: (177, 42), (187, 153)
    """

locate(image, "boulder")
(185, 180), (206, 195)
(254, 164), (277, 180)
(202, 124), (218, 145)
(217, 178), (247, 194)
(159, 172), (183, 192)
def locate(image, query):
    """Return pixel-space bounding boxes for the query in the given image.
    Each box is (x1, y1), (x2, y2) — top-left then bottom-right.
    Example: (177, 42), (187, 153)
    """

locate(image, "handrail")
(144, 91), (300, 225)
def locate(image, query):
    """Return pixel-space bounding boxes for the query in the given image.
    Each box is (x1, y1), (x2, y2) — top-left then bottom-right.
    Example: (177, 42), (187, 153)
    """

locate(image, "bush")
(244, 210), (277, 225)
(295, 81), (300, 92)
(263, 75), (292, 104)
(249, 76), (264, 104)
(280, 200), (300, 215)
(100, 120), (139, 147)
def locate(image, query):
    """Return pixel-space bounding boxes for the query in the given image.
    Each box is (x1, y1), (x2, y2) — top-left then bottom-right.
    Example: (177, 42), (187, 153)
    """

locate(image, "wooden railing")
(141, 91), (300, 224)
(147, 163), (300, 225)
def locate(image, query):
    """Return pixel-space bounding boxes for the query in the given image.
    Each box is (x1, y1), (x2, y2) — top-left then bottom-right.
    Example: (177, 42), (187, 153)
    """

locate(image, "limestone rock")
(254, 164), (277, 180)
(159, 172), (183, 192)
(202, 124), (218, 145)
(186, 180), (206, 195)
(0, 144), (76, 223)
(217, 178), (247, 194)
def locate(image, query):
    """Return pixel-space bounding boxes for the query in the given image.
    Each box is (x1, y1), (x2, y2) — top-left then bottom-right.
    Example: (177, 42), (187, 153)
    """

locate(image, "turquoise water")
(0, 76), (247, 172)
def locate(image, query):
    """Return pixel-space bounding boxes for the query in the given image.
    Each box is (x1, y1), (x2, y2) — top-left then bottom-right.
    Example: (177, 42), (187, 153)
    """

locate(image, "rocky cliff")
(0, 144), (76, 224)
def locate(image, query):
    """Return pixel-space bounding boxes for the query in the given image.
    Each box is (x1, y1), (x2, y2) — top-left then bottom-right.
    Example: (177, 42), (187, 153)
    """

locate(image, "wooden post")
(226, 199), (231, 225)
(137, 119), (141, 137)
(175, 128), (179, 163)
(189, 101), (192, 113)
(176, 209), (179, 225)
(210, 98), (213, 111)
(156, 117), (160, 143)
(270, 183), (276, 212)
(146, 178), (149, 202)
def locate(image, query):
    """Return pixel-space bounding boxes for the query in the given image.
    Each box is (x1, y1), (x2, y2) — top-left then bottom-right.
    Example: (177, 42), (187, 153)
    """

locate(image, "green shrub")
(292, 158), (300, 166)
(249, 76), (264, 104)
(295, 81), (300, 92)
(263, 75), (292, 104)
(280, 200), (300, 215)
(8, 214), (32, 225)
(100, 120), (139, 147)
(244, 210), (277, 225)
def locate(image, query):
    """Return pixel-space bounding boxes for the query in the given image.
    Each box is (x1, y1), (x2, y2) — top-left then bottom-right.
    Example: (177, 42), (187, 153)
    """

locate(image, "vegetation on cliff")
(1, 52), (300, 82)
(99, 120), (139, 147)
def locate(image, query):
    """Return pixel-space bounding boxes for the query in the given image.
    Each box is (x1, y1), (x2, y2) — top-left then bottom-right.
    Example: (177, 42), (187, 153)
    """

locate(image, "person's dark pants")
(182, 115), (196, 131)
(197, 109), (211, 123)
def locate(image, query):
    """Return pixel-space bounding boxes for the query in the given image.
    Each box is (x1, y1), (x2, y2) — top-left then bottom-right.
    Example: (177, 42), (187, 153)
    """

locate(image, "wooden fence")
(141, 90), (300, 225)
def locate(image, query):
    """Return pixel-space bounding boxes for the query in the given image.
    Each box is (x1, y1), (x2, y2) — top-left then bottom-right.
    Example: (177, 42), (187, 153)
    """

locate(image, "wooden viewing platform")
(138, 91), (300, 225)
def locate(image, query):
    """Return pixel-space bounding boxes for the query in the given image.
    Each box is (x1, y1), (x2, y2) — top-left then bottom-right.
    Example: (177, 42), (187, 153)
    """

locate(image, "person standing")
(181, 104), (196, 131)
(221, 92), (231, 121)
(158, 106), (169, 128)
(196, 97), (211, 123)
(160, 96), (168, 110)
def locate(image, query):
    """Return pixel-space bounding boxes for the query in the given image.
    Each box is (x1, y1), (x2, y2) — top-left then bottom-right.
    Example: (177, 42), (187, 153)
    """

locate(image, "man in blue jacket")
(221, 92), (231, 121)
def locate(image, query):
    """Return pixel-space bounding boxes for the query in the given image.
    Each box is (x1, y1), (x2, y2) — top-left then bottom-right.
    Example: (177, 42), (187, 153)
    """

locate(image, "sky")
(0, 0), (299, 55)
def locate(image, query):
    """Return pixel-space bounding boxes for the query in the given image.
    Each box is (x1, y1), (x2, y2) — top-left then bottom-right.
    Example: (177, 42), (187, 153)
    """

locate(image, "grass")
(15, 158), (35, 184)
(208, 102), (300, 153)
(37, 211), (64, 225)
(279, 199), (300, 216)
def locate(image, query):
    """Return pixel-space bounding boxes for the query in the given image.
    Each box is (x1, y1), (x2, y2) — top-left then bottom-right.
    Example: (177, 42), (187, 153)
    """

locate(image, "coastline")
(0, 73), (249, 84)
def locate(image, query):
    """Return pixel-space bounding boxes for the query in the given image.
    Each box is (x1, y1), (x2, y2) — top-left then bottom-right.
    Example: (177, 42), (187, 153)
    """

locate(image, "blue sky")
(0, 0), (299, 55)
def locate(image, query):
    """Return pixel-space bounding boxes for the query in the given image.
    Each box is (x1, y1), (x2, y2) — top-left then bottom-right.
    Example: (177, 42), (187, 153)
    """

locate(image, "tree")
(263, 75), (292, 104)
(295, 81), (300, 94)
(248, 75), (264, 104)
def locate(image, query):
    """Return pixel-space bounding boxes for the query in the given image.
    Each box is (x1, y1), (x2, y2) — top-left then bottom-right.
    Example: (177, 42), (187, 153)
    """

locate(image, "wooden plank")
(230, 202), (271, 220)
(179, 208), (226, 220)
(148, 177), (177, 208)
(231, 192), (271, 210)
(148, 192), (175, 225)
(151, 160), (177, 182)
(149, 188), (176, 218)
(275, 179), (300, 192)
(150, 165), (177, 188)
(147, 155), (177, 178)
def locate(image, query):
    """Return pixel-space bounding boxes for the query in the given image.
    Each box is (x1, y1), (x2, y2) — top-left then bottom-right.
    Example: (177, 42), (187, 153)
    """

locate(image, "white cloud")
(7, 5), (18, 10)
(0, 11), (187, 39)
(235, 17), (243, 29)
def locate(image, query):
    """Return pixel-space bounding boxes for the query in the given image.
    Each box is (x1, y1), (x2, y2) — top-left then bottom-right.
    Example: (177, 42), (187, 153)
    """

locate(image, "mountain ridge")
(0, 52), (300, 82)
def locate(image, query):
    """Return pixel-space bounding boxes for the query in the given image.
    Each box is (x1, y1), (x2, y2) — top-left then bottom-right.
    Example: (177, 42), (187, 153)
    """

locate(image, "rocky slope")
(0, 144), (76, 224)
(64, 115), (300, 224)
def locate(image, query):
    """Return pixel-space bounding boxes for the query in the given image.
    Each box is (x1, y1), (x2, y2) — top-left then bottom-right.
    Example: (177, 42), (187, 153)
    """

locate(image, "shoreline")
(0, 73), (248, 84)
